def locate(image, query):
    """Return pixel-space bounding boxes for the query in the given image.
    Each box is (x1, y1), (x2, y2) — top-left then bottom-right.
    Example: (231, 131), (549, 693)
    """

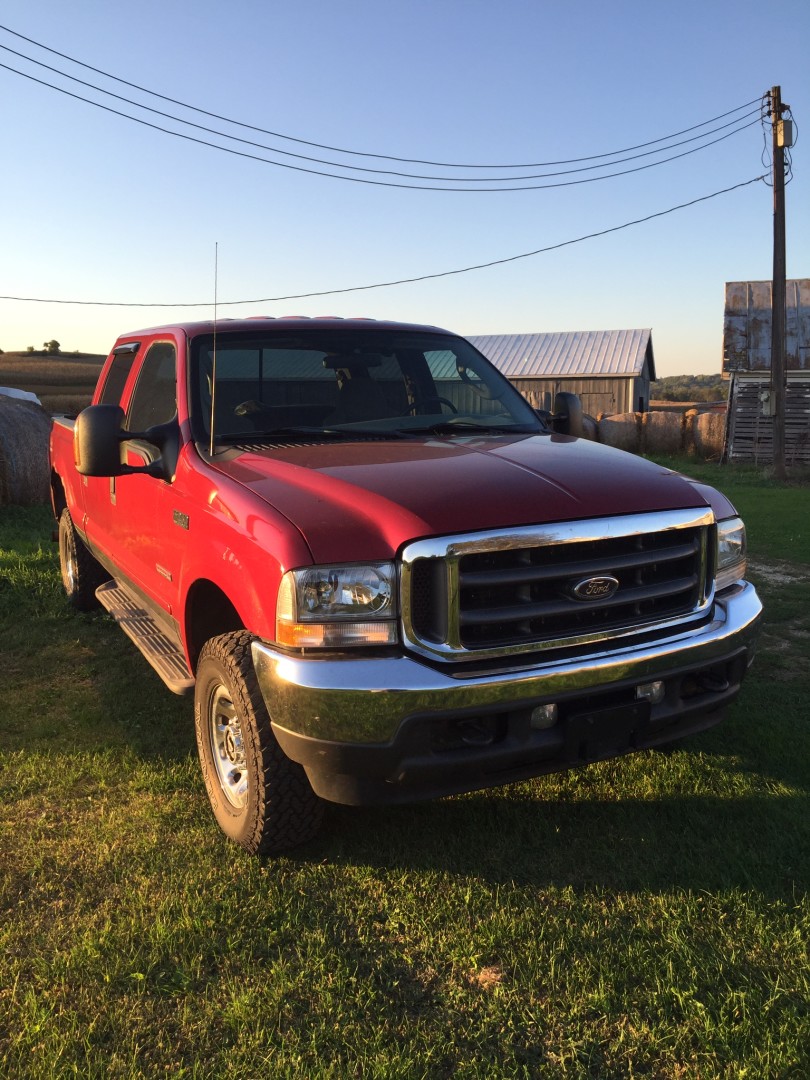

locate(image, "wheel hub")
(224, 728), (241, 762)
(60, 528), (76, 591)
(210, 685), (249, 809)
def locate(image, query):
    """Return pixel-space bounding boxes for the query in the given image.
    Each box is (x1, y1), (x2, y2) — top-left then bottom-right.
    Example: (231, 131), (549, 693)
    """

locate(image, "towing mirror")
(550, 392), (584, 437)
(74, 405), (179, 481)
(74, 405), (127, 476)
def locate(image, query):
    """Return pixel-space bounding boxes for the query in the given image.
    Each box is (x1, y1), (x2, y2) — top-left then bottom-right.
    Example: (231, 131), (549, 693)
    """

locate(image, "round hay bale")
(0, 396), (52, 506)
(642, 411), (684, 455)
(581, 413), (598, 441)
(694, 411), (726, 460)
(597, 412), (641, 453)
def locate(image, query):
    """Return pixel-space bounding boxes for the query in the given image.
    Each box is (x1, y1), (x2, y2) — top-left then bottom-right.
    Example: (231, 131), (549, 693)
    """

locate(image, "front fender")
(176, 478), (313, 665)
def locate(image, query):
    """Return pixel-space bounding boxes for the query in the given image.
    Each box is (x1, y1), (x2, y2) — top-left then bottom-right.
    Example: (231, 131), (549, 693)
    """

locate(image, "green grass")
(1, 471), (809, 1079)
(648, 454), (810, 560)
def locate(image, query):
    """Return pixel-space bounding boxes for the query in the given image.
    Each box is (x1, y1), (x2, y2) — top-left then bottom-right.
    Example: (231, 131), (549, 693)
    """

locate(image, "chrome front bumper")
(251, 582), (762, 804)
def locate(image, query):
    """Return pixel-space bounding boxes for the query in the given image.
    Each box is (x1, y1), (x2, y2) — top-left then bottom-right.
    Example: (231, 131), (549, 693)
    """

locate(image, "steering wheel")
(407, 396), (458, 415)
(233, 399), (266, 417)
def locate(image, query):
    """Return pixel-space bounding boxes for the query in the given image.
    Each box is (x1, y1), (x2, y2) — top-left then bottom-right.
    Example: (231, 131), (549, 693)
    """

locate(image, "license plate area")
(565, 700), (651, 761)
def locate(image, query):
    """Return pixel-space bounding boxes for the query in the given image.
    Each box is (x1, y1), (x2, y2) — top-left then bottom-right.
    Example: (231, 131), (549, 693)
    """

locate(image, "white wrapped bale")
(0, 397), (52, 506)
(0, 386), (42, 405)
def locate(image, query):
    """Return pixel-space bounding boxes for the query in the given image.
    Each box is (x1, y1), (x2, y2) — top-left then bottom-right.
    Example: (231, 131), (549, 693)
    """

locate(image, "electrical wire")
(0, 59), (763, 191)
(0, 175), (766, 308)
(0, 43), (764, 182)
(760, 90), (774, 186)
(784, 104), (797, 185)
(0, 22), (764, 171)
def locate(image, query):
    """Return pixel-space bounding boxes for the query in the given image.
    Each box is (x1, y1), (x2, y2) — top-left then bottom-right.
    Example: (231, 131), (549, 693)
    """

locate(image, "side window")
(97, 346), (140, 405)
(126, 343), (177, 432)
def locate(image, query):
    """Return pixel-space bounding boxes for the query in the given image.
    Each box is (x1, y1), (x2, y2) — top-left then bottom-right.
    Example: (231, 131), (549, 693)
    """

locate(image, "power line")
(0, 59), (762, 191)
(0, 22), (763, 171)
(0, 176), (766, 308)
(0, 43), (764, 182)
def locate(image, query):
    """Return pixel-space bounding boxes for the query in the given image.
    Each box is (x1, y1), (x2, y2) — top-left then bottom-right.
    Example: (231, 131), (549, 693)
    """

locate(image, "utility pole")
(770, 85), (788, 479)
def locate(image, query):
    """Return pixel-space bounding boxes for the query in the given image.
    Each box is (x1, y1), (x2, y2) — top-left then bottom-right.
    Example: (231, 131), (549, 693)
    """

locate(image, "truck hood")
(212, 434), (712, 563)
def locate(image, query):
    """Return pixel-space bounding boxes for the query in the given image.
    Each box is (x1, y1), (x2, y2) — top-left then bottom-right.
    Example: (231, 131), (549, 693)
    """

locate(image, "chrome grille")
(401, 509), (715, 663)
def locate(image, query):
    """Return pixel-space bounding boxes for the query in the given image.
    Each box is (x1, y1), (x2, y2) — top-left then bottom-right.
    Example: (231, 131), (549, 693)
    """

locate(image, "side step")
(96, 581), (194, 696)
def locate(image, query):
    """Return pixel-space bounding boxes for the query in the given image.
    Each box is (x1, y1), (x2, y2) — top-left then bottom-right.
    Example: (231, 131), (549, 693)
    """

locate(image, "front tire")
(58, 508), (108, 610)
(194, 631), (323, 854)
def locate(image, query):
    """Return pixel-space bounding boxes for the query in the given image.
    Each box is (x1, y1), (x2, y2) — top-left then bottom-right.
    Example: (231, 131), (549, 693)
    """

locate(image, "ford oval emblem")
(571, 575), (620, 602)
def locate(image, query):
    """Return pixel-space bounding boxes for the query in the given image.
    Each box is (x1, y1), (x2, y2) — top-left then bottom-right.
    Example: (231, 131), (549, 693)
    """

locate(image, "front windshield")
(190, 328), (544, 443)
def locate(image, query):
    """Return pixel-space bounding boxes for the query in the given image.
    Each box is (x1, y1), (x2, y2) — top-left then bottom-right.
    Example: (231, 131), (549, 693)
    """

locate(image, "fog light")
(636, 680), (665, 704)
(530, 703), (558, 730)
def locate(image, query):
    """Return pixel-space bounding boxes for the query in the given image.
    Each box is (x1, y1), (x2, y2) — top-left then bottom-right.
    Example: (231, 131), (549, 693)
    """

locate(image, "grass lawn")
(0, 463), (808, 1079)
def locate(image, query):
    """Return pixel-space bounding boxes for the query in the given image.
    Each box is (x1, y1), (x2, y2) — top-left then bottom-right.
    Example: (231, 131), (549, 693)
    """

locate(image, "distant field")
(0, 351), (104, 414)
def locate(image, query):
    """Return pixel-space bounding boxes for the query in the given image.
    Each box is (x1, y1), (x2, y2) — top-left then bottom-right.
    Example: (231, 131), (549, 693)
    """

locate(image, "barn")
(723, 279), (810, 464)
(467, 330), (655, 417)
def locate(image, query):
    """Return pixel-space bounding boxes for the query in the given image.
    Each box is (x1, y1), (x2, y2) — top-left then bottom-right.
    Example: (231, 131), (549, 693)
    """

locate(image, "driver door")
(112, 341), (183, 617)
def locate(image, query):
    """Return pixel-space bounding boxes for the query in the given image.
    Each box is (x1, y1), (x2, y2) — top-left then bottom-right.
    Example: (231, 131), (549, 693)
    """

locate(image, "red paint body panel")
(210, 434), (708, 563)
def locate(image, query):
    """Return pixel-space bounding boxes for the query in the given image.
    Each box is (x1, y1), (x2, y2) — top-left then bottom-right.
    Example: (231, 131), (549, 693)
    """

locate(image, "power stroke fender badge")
(570, 575), (620, 602)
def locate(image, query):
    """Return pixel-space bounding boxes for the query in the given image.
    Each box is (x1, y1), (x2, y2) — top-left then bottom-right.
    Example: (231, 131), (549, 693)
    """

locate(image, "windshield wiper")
(216, 426), (329, 441)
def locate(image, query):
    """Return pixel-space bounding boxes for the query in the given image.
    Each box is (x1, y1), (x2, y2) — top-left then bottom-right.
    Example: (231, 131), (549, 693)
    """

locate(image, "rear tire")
(194, 631), (324, 854)
(58, 508), (108, 610)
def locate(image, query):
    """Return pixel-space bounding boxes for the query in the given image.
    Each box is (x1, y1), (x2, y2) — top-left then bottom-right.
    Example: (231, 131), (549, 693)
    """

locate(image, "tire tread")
(59, 508), (109, 610)
(196, 631), (323, 855)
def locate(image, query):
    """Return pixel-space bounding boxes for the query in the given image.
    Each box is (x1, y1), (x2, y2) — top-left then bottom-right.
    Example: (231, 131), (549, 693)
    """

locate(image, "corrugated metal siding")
(511, 377), (633, 417)
(726, 373), (810, 463)
(468, 330), (653, 379)
(723, 279), (810, 373)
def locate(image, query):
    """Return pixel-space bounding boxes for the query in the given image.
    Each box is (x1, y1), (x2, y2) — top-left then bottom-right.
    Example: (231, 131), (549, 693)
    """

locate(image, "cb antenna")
(209, 242), (218, 456)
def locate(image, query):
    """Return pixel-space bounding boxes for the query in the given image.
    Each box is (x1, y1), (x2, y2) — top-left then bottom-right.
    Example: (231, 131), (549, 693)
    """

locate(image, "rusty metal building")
(468, 330), (655, 417)
(723, 279), (810, 463)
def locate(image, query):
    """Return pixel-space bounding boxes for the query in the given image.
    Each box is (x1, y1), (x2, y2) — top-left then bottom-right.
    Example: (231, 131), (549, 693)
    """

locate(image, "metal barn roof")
(468, 330), (654, 380)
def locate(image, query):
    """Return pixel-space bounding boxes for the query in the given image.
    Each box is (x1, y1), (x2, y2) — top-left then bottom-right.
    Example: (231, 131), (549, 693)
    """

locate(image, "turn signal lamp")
(715, 517), (747, 592)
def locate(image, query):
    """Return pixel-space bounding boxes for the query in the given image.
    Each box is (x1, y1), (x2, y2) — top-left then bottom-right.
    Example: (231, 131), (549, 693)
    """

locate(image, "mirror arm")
(118, 419), (180, 481)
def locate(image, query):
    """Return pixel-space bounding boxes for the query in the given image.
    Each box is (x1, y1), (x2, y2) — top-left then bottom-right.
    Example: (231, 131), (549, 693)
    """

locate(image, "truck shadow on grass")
(304, 694), (810, 898)
(296, 682), (810, 897)
(316, 781), (809, 898)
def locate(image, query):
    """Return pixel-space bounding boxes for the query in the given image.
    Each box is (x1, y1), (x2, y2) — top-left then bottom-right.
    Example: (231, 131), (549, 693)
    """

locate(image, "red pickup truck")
(49, 317), (761, 855)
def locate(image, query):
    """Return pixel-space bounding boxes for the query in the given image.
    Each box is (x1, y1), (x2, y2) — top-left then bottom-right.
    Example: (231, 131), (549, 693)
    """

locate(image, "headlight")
(715, 517), (747, 592)
(276, 562), (398, 648)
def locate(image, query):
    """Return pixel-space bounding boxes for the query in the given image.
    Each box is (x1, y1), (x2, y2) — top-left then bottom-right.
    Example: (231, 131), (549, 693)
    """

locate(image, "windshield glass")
(189, 328), (544, 442)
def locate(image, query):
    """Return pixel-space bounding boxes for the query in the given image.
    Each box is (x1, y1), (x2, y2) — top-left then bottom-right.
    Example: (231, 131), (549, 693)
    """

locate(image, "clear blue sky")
(1, 0), (807, 375)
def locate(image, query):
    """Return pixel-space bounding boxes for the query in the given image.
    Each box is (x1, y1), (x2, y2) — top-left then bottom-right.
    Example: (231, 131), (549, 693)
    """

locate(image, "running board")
(96, 581), (194, 696)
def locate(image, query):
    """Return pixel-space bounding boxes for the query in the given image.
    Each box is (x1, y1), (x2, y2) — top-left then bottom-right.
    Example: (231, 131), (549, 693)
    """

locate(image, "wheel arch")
(184, 579), (246, 673)
(51, 469), (67, 519)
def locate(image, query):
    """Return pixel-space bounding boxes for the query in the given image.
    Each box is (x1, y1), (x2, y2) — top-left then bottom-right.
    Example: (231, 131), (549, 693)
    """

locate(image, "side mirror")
(550, 392), (584, 437)
(74, 405), (127, 476)
(74, 405), (179, 480)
